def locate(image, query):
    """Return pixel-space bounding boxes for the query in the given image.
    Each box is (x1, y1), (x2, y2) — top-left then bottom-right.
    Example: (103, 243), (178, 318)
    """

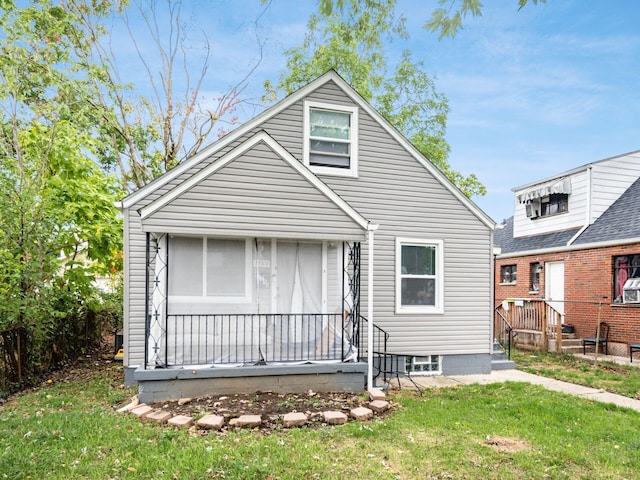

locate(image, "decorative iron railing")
(155, 313), (353, 367)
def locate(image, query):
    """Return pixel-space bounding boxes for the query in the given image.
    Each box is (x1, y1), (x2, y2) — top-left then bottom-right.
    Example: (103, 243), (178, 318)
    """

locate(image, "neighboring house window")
(613, 254), (640, 303)
(405, 355), (441, 375)
(526, 194), (569, 219)
(169, 236), (251, 302)
(501, 265), (517, 284)
(304, 100), (358, 177)
(541, 194), (568, 216)
(396, 238), (444, 314)
(530, 262), (541, 292)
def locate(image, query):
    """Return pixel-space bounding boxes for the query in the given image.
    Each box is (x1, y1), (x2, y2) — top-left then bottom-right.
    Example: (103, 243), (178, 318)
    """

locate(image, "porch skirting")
(134, 362), (367, 403)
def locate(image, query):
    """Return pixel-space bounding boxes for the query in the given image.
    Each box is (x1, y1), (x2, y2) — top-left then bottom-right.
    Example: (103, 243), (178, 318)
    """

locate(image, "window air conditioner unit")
(525, 199), (541, 218)
(623, 278), (640, 304)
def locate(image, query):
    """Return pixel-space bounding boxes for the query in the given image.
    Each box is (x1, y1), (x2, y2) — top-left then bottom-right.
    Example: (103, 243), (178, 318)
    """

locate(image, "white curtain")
(163, 238), (350, 366)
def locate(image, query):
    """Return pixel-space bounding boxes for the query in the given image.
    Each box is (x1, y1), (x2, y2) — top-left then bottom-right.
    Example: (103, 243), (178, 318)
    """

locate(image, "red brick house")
(495, 151), (640, 356)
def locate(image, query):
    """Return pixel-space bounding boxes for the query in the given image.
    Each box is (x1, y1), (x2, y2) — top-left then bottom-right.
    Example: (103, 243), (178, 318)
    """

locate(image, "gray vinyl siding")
(123, 78), (493, 362)
(124, 208), (148, 367)
(281, 82), (492, 355)
(143, 141), (365, 240)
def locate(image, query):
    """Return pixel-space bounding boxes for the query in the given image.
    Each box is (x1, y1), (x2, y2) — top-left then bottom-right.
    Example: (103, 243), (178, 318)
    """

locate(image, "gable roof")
(121, 70), (494, 229)
(140, 130), (372, 233)
(572, 176), (640, 245)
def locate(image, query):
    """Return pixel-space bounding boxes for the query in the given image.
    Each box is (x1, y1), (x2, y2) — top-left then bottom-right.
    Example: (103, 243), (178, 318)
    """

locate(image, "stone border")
(120, 390), (392, 432)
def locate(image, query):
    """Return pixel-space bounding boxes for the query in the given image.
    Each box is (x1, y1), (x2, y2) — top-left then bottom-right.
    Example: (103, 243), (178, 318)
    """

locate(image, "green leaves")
(272, 0), (486, 198)
(425, 0), (547, 39)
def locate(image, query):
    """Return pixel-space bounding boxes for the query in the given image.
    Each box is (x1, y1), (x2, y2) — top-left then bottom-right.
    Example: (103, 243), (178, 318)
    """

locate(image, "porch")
(135, 233), (386, 401)
(494, 298), (566, 354)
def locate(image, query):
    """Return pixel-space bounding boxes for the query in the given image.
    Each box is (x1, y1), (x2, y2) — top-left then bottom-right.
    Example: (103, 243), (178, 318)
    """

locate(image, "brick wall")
(495, 243), (640, 346)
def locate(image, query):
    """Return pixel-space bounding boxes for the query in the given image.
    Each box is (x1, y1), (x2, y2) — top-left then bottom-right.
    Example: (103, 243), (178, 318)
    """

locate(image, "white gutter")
(366, 223), (379, 390)
(497, 235), (640, 260)
(567, 165), (592, 246)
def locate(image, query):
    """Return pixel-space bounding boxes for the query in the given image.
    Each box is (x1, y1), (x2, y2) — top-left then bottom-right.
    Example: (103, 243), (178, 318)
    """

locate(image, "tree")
(0, 1), (123, 370)
(425, 0), (546, 39)
(66, 0), (265, 192)
(0, 1), (267, 376)
(320, 0), (546, 39)
(269, 0), (485, 197)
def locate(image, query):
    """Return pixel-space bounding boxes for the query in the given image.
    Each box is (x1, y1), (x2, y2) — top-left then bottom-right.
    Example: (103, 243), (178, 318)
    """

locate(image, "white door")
(545, 261), (565, 319)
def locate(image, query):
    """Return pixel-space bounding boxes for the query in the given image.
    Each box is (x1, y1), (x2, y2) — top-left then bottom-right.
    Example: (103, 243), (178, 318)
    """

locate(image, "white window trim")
(170, 237), (253, 304)
(405, 355), (442, 376)
(303, 100), (358, 178)
(395, 237), (444, 314)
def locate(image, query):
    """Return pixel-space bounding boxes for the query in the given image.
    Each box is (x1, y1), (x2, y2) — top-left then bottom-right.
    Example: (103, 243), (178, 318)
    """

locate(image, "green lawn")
(513, 349), (640, 399)
(1, 362), (639, 479)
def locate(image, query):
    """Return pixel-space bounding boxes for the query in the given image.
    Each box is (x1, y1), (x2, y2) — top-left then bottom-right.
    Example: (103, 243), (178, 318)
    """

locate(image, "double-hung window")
(500, 265), (517, 284)
(530, 262), (541, 292)
(304, 100), (358, 177)
(396, 238), (444, 314)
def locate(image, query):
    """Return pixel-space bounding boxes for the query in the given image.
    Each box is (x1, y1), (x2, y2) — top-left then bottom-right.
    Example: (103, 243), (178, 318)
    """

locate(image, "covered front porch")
(135, 233), (383, 402)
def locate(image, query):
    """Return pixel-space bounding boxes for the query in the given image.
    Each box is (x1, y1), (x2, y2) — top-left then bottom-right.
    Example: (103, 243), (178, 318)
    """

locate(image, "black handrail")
(356, 314), (389, 359)
(494, 306), (513, 359)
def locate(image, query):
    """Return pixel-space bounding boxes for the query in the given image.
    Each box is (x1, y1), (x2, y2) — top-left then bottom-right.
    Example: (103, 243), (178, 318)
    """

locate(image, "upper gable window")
(304, 100), (358, 177)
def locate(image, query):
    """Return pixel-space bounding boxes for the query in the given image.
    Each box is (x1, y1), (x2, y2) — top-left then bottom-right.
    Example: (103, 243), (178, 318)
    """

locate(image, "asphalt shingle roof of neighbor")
(494, 216), (582, 254)
(572, 175), (640, 245)
(495, 176), (640, 254)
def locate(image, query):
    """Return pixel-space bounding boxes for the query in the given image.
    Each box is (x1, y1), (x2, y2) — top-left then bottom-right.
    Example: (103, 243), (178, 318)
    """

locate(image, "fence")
(0, 327), (27, 394)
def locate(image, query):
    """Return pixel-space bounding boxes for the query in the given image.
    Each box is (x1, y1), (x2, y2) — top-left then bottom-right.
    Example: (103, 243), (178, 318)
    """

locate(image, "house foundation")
(134, 362), (367, 403)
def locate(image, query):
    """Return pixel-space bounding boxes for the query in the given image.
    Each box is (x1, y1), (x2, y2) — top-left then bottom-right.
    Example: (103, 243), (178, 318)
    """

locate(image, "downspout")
(366, 223), (379, 389)
(567, 165), (592, 246)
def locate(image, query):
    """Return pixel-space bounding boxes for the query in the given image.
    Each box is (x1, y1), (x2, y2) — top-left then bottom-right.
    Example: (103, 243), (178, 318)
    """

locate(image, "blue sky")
(121, 0), (640, 223)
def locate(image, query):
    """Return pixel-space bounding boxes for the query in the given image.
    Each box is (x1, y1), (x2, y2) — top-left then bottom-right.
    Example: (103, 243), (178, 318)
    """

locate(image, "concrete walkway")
(402, 368), (640, 413)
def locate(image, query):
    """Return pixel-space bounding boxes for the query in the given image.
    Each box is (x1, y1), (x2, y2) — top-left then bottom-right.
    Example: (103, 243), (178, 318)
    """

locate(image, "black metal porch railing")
(356, 314), (390, 381)
(160, 313), (352, 367)
(494, 306), (513, 359)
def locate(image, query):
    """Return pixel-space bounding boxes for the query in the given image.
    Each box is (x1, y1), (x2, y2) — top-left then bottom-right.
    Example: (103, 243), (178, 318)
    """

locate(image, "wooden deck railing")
(494, 299), (564, 352)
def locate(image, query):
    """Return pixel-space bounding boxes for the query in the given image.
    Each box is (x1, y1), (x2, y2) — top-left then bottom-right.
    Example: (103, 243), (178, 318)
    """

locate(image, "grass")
(513, 349), (640, 399)
(1, 361), (640, 479)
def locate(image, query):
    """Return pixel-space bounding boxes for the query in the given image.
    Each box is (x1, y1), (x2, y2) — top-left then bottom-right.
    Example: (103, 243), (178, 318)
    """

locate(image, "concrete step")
(492, 351), (508, 361)
(556, 345), (584, 354)
(491, 358), (516, 370)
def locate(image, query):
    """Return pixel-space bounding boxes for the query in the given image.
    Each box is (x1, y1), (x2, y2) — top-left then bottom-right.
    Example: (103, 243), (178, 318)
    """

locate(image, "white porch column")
(366, 224), (378, 389)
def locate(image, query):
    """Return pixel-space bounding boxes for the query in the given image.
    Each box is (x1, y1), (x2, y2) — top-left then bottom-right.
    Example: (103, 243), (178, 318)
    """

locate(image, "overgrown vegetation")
(1, 358), (639, 479)
(514, 349), (640, 399)
(0, 0), (252, 395)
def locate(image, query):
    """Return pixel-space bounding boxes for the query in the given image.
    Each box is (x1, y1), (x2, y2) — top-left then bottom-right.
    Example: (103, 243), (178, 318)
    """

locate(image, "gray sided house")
(120, 71), (496, 402)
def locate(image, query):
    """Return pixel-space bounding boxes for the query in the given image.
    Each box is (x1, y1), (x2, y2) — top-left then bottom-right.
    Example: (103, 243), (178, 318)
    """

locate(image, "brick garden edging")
(120, 389), (391, 432)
